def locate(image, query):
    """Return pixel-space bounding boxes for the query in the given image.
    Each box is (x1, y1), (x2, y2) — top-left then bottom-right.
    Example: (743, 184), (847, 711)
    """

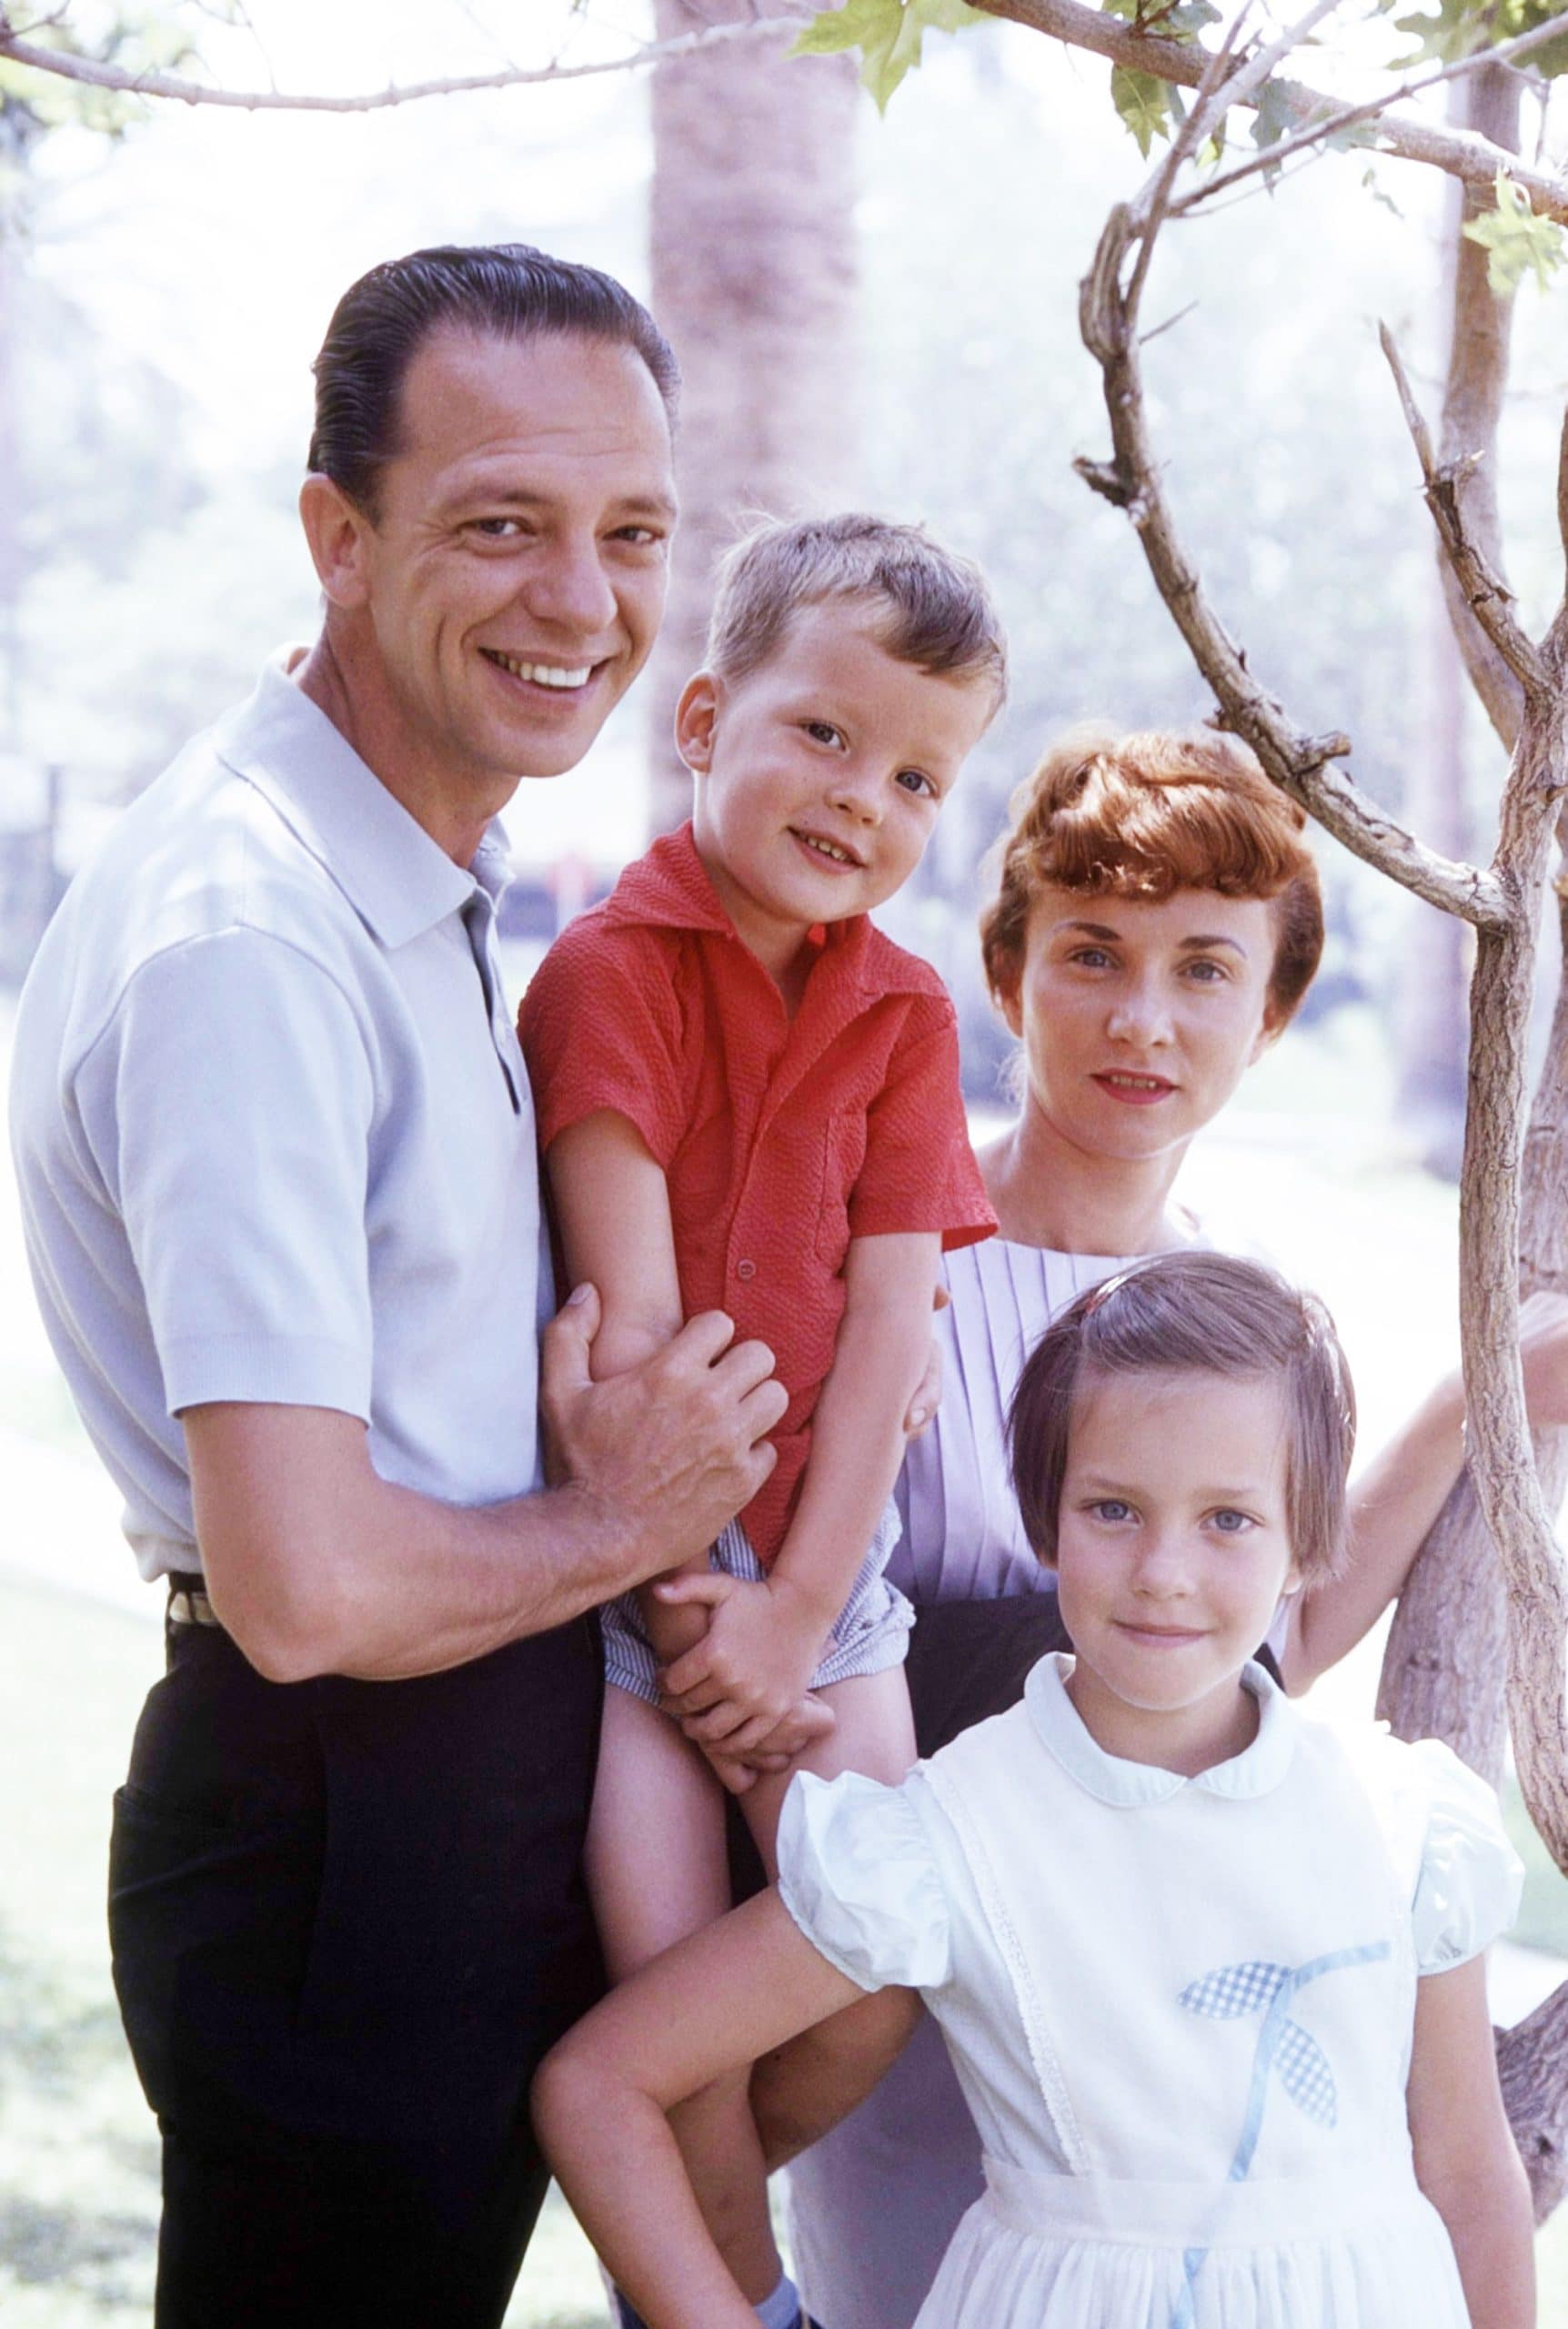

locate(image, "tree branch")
(970, 0), (1568, 224)
(0, 5), (814, 112)
(1167, 2), (1568, 218)
(1379, 321), (1547, 695)
(1075, 199), (1513, 929)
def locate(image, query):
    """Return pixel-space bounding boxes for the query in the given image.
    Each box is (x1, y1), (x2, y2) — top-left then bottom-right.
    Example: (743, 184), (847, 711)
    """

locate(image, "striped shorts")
(599, 1497), (913, 1706)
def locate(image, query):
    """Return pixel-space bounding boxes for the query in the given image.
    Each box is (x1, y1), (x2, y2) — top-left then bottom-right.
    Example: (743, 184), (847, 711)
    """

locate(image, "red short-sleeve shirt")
(518, 824), (995, 1564)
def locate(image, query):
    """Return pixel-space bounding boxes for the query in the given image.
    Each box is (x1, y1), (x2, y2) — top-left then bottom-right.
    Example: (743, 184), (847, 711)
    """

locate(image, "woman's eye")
(1210, 1508), (1256, 1535)
(1069, 947), (1114, 971)
(1183, 959), (1228, 983)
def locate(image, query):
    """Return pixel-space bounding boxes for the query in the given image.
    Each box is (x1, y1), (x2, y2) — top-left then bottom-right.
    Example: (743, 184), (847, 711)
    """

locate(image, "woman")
(778, 725), (1567, 2329)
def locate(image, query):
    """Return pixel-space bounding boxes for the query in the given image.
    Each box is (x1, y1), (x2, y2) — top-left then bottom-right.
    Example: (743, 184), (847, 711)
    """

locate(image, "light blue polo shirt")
(10, 655), (549, 1582)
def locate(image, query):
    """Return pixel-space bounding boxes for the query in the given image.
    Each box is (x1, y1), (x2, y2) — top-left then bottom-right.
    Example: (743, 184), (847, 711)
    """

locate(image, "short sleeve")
(776, 1768), (951, 1992)
(518, 918), (689, 1169)
(76, 928), (376, 1418)
(1409, 1739), (1524, 1974)
(848, 1002), (996, 1253)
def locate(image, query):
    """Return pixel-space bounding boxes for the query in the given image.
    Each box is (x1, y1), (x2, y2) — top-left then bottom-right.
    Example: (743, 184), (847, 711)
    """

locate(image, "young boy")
(518, 513), (1004, 2329)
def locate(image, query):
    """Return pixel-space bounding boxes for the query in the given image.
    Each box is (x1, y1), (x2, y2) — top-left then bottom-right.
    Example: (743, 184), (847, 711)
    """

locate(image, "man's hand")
(654, 1571), (829, 1753)
(542, 1285), (788, 1579)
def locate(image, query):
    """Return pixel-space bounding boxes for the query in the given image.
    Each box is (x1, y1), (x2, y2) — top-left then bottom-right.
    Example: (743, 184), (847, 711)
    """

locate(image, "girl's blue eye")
(1091, 1497), (1134, 1523)
(1211, 1508), (1254, 1534)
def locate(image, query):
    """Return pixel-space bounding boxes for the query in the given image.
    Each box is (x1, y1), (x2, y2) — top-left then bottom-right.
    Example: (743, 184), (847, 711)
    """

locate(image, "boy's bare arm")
(658, 1233), (940, 1751)
(546, 1109), (718, 1667)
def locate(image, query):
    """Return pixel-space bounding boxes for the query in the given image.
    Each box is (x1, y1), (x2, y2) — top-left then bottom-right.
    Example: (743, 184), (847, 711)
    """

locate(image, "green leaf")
(1101, 0), (1217, 35)
(790, 0), (986, 111)
(1462, 168), (1566, 295)
(1251, 76), (1298, 150)
(1392, 0), (1502, 66)
(1111, 63), (1173, 156)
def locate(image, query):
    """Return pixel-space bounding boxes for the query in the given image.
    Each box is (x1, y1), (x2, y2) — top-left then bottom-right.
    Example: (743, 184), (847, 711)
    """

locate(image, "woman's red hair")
(980, 726), (1324, 1028)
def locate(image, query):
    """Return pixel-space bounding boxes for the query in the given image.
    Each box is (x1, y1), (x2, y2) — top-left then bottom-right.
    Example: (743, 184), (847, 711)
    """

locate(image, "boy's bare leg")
(586, 1687), (781, 2303)
(738, 1667), (917, 1880)
(738, 1668), (922, 2173)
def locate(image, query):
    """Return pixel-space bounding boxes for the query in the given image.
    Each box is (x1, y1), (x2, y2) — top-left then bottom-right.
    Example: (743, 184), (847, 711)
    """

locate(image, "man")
(10, 245), (806, 2328)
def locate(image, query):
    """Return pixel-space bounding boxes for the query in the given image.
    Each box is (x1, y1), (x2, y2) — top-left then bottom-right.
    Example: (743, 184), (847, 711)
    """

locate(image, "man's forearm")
(189, 1406), (668, 1683)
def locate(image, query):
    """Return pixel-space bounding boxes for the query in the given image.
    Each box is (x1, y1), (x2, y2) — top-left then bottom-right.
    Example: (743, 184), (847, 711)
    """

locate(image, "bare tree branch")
(970, 0), (1568, 224)
(1500, 1983), (1568, 2220)
(1379, 321), (1548, 694)
(1075, 200), (1513, 929)
(0, 5), (814, 112)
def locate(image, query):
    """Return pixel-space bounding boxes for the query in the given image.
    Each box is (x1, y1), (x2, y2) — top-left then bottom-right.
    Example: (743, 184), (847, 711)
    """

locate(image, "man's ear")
(674, 671), (721, 774)
(298, 474), (376, 611)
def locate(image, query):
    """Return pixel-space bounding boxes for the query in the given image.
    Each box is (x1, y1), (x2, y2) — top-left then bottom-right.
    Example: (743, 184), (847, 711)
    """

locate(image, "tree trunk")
(1392, 73), (1520, 1182)
(646, 1), (860, 833)
(1376, 64), (1524, 1769)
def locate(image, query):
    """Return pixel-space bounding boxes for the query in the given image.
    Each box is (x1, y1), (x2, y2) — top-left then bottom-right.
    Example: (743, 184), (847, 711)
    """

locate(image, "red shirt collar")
(600, 822), (936, 1000)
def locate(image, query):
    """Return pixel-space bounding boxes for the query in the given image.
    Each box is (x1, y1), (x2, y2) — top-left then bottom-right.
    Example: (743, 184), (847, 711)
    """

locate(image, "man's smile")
(478, 648), (598, 690)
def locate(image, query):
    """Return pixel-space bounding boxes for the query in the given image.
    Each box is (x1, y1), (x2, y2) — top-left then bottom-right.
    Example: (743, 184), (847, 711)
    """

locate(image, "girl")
(783, 723), (1568, 2329)
(534, 1252), (1532, 2329)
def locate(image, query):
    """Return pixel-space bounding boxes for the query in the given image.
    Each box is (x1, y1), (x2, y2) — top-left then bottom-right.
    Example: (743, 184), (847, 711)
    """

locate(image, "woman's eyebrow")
(1176, 933), (1249, 955)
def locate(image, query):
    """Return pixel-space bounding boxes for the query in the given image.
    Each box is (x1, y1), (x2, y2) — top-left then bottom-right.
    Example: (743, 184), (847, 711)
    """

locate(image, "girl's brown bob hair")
(980, 726), (1324, 1032)
(1008, 1251), (1356, 1588)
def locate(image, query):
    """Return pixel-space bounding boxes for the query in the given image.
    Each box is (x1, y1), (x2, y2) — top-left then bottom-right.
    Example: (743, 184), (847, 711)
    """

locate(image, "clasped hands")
(654, 1569), (836, 1795)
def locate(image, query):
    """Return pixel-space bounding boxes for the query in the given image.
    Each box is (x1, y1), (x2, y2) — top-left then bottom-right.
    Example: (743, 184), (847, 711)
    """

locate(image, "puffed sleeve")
(1409, 1739), (1524, 1974)
(776, 1769), (951, 1993)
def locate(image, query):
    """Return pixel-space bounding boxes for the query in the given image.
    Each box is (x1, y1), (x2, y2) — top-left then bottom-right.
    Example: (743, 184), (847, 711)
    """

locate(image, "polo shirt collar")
(213, 652), (508, 949)
(1024, 1651), (1296, 1807)
(606, 821), (934, 997)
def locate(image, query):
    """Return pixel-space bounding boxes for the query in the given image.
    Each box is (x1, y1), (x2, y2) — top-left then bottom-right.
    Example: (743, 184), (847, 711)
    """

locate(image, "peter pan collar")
(1024, 1651), (1296, 1806)
(215, 652), (509, 950)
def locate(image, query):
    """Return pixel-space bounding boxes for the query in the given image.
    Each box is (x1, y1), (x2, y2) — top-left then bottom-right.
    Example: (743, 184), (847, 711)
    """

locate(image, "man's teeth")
(485, 651), (591, 689)
(799, 833), (854, 864)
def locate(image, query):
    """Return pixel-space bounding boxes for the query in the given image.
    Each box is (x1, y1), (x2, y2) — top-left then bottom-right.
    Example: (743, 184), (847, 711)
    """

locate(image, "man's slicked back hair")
(704, 513), (1007, 706)
(307, 242), (680, 519)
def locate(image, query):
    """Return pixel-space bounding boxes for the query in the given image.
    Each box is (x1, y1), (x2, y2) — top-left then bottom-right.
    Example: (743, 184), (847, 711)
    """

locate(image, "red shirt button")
(736, 1258), (757, 1282)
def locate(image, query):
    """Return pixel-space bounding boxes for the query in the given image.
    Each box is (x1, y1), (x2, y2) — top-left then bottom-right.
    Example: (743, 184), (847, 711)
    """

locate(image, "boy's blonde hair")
(704, 513), (1008, 706)
(1008, 1251), (1356, 1588)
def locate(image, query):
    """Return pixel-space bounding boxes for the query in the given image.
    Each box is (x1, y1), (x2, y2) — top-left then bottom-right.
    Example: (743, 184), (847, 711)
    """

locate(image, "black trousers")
(109, 1604), (605, 2329)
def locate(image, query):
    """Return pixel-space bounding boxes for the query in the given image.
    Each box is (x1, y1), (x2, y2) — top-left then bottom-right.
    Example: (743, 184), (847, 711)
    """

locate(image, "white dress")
(777, 1656), (1522, 2329)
